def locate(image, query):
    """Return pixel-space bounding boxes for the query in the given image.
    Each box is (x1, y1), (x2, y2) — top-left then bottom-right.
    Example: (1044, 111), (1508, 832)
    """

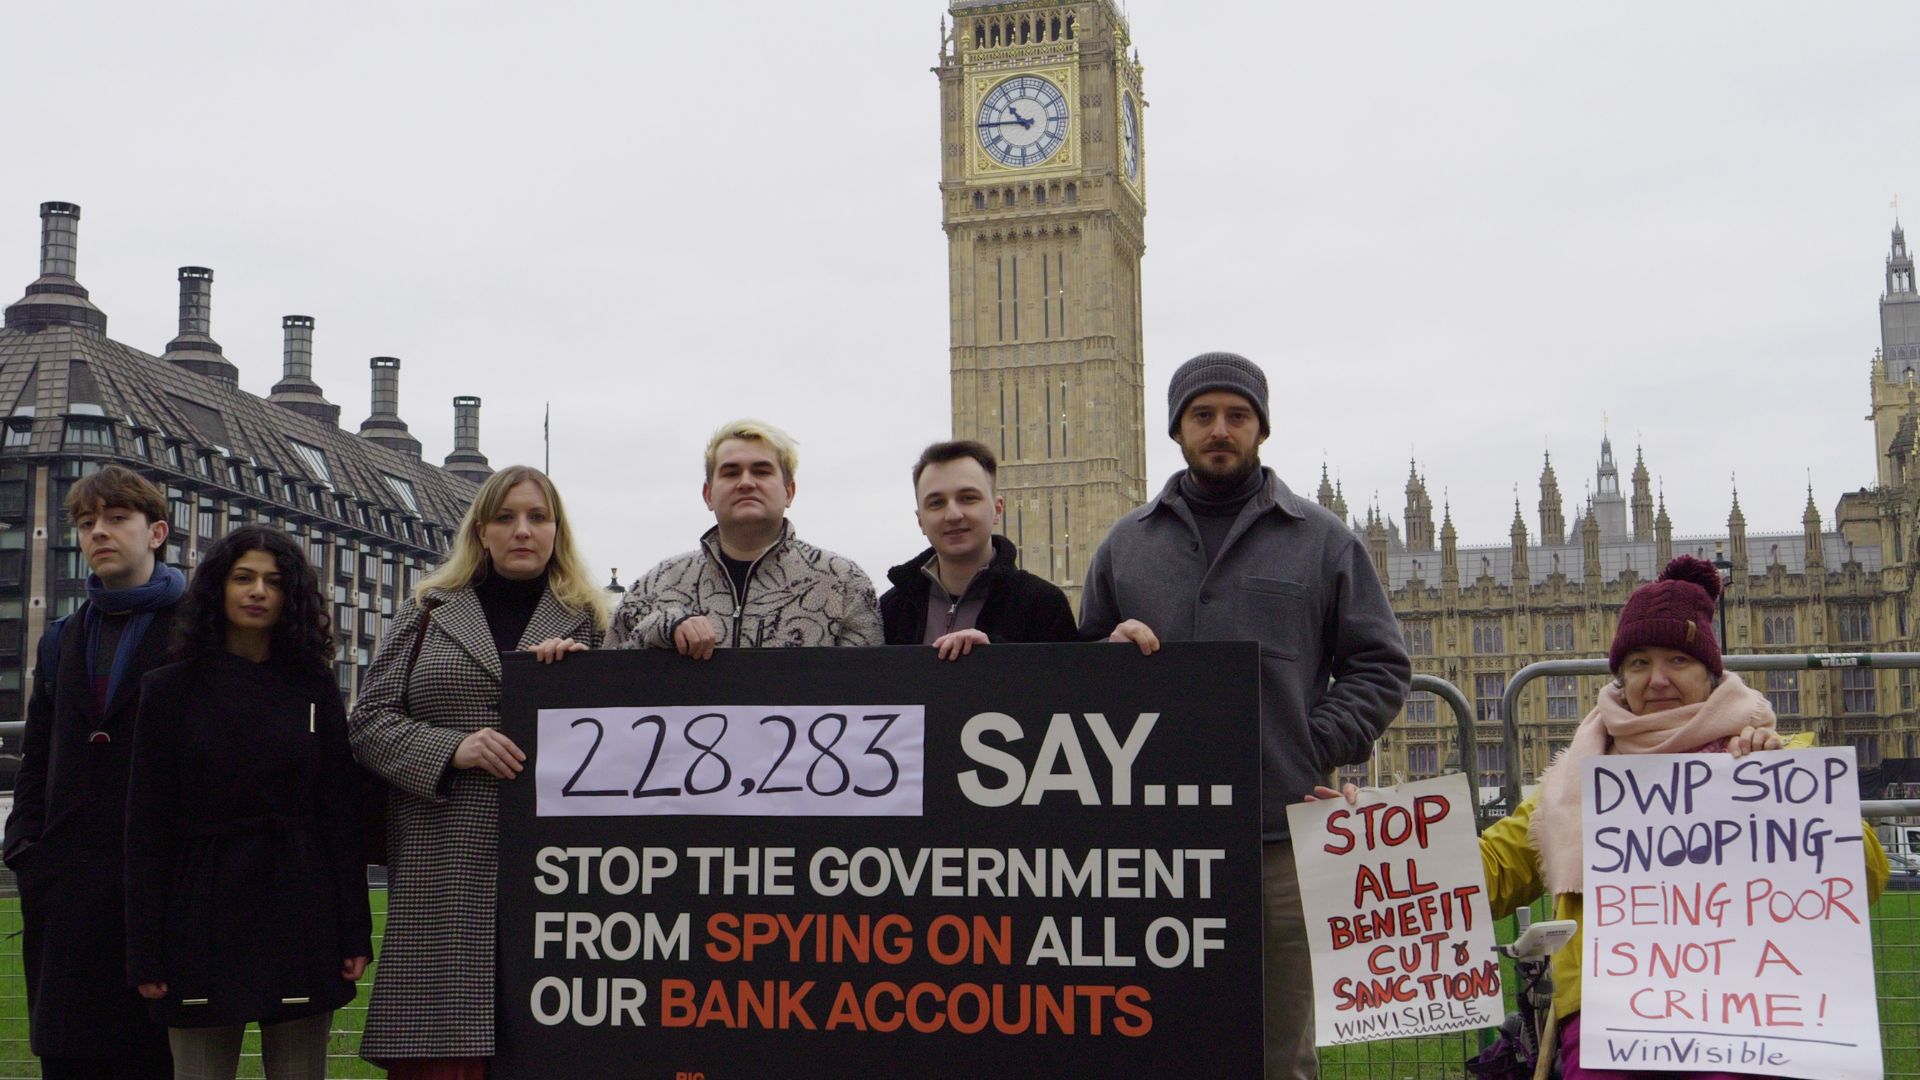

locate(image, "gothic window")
(1035, 185), (1046, 207)
(1051, 16), (1062, 40)
(1059, 378), (1069, 457)
(1765, 671), (1800, 716)
(1471, 617), (1504, 654)
(1477, 742), (1505, 790)
(1404, 691), (1436, 724)
(1835, 602), (1873, 644)
(1065, 182), (1077, 205)
(1065, 14), (1075, 38)
(1546, 675), (1580, 719)
(1408, 745), (1437, 778)
(1842, 668), (1877, 714)
(1399, 619), (1434, 656)
(1020, 17), (1031, 43)
(1542, 616), (1575, 652)
(1762, 610), (1795, 644)
(972, 191), (985, 211)
(1849, 734), (1882, 767)
(1474, 673), (1504, 723)
(975, 23), (985, 48)
(995, 257), (1005, 342)
(990, 21), (1000, 46)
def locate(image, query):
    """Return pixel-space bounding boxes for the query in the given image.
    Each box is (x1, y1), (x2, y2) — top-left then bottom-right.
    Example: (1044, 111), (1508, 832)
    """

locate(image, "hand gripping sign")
(1580, 748), (1882, 1080)
(494, 644), (1263, 1079)
(1288, 774), (1503, 1045)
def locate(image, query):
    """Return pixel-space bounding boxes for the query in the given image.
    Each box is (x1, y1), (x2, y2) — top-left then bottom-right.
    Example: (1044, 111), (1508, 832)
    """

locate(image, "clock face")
(1121, 92), (1140, 181)
(976, 75), (1070, 168)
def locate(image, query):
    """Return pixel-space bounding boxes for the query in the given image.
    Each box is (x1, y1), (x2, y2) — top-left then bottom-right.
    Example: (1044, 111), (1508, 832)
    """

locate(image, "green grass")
(0, 891), (1914, 1078)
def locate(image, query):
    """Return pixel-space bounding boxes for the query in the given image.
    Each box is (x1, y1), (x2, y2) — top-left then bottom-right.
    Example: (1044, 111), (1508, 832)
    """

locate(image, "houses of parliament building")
(937, 1), (1920, 791)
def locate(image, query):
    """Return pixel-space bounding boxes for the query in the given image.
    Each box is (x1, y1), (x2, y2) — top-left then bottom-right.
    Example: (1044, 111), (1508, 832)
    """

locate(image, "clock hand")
(977, 118), (1028, 128)
(1007, 106), (1034, 129)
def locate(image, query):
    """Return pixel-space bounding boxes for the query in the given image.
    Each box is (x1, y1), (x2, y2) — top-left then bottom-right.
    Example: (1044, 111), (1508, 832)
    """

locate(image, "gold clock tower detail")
(937, 1), (1147, 607)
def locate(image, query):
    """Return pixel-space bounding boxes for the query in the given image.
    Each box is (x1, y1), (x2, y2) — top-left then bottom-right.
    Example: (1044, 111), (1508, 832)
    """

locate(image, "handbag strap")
(400, 596), (443, 710)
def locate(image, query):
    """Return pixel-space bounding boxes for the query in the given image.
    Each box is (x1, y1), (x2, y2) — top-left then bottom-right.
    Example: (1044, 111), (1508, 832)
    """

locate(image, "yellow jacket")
(1478, 738), (1891, 1019)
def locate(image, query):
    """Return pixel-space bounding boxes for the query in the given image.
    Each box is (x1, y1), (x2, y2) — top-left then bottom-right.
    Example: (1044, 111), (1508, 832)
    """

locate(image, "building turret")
(1538, 452), (1564, 545)
(1403, 459), (1434, 552)
(1440, 500), (1458, 589)
(1728, 481), (1748, 572)
(1316, 461), (1336, 511)
(1630, 445), (1654, 541)
(1654, 486), (1673, 566)
(1804, 485), (1824, 571)
(5, 202), (107, 333)
(1582, 498), (1602, 582)
(1510, 499), (1530, 588)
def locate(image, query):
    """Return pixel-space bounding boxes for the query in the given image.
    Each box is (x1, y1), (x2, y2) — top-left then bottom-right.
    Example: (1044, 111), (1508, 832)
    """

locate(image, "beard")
(1182, 441), (1262, 491)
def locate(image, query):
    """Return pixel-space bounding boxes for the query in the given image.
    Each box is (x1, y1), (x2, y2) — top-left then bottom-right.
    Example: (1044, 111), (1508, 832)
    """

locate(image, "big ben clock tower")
(937, 1), (1148, 608)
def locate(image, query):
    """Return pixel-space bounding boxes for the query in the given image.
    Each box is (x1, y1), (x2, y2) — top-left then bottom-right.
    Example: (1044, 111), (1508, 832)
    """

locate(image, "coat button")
(1200, 594), (1213, 605)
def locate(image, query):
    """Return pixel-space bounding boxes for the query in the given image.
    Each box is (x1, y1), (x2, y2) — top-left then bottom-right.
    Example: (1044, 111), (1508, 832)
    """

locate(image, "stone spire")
(1582, 496), (1602, 582)
(1403, 459), (1435, 552)
(1728, 478), (1748, 572)
(1803, 485), (1824, 570)
(1331, 479), (1349, 524)
(1510, 497), (1530, 589)
(1440, 498), (1458, 589)
(1365, 504), (1389, 579)
(1654, 484), (1673, 566)
(5, 202), (107, 333)
(1630, 446), (1654, 541)
(1538, 451), (1564, 545)
(1316, 461), (1336, 511)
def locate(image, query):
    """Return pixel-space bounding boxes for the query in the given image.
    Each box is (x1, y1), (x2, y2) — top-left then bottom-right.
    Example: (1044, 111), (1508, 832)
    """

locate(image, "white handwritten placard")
(1581, 749), (1881, 1079)
(536, 705), (925, 817)
(1288, 773), (1502, 1045)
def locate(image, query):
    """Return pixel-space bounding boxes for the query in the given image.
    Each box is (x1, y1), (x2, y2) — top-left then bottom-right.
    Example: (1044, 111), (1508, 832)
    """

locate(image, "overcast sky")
(4, 1), (1918, 585)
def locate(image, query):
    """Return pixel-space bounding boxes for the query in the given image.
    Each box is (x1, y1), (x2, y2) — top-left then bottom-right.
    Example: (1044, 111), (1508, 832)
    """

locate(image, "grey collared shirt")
(920, 557), (988, 644)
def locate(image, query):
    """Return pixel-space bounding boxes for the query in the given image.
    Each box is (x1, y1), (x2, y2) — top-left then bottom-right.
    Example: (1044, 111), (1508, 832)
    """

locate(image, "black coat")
(879, 535), (1079, 646)
(124, 653), (372, 1028)
(1, 602), (178, 1058)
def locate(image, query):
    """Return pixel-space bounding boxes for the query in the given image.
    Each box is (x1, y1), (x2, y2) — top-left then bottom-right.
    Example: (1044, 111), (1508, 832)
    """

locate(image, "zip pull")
(309, 703), (316, 734)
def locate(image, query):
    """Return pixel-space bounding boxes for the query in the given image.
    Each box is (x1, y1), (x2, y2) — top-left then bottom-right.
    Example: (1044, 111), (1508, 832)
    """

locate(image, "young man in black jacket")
(3, 465), (183, 1079)
(880, 440), (1077, 655)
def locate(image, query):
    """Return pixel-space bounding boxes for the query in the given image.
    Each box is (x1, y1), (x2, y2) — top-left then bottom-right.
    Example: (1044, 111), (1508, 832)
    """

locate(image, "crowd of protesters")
(0, 351), (1880, 1080)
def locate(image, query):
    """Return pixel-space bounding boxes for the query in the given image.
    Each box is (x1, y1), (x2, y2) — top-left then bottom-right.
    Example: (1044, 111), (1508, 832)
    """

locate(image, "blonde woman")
(348, 466), (606, 1079)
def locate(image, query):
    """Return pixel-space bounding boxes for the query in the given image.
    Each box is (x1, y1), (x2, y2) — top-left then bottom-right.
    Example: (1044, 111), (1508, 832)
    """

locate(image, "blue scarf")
(84, 562), (187, 709)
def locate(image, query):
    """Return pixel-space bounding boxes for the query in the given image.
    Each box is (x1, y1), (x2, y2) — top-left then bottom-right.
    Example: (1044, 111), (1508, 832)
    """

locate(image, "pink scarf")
(1530, 671), (1776, 895)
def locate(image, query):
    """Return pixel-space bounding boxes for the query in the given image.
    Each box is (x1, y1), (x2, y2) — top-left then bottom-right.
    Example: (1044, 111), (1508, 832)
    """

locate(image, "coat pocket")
(1237, 577), (1314, 659)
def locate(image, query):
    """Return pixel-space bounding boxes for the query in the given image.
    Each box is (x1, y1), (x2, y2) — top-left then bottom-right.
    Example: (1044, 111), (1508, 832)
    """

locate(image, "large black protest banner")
(495, 643), (1262, 1079)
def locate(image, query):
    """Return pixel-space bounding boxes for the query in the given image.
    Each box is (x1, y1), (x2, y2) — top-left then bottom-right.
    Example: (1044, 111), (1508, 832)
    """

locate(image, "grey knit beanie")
(1166, 351), (1270, 436)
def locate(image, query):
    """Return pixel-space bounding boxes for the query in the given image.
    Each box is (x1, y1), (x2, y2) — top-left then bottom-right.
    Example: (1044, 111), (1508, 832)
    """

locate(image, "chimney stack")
(357, 356), (422, 458)
(268, 315), (341, 426)
(4, 201), (107, 333)
(443, 396), (493, 482)
(161, 266), (237, 382)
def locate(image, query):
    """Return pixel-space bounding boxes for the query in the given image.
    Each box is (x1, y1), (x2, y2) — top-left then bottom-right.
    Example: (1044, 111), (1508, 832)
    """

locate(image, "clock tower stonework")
(937, 1), (1148, 608)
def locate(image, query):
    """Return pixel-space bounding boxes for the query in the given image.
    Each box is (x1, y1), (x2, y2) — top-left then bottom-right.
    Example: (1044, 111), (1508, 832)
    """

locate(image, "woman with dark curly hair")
(124, 525), (372, 1080)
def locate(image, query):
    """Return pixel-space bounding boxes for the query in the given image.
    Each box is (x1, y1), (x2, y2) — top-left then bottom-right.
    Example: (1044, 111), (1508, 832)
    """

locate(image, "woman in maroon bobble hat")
(1315, 555), (1890, 1079)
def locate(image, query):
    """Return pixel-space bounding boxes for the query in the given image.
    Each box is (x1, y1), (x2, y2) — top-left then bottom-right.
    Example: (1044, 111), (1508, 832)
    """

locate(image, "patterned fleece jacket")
(607, 521), (883, 650)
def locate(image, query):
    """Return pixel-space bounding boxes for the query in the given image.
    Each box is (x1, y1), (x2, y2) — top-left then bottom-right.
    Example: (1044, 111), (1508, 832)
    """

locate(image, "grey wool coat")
(347, 585), (602, 1062)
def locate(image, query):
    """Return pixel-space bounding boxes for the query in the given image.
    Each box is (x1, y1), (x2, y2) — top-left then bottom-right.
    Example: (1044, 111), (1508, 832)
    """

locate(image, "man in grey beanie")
(1081, 351), (1410, 1080)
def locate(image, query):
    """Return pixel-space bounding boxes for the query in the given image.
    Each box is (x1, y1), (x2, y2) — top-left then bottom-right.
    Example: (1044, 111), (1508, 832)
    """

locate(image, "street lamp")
(1712, 545), (1733, 649)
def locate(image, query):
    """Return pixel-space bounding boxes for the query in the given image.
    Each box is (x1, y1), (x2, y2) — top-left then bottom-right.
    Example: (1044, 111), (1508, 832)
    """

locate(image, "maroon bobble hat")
(1608, 555), (1724, 676)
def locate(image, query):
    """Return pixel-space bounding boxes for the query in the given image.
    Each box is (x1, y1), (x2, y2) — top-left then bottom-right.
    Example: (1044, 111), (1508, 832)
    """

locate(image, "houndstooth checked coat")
(347, 584), (601, 1062)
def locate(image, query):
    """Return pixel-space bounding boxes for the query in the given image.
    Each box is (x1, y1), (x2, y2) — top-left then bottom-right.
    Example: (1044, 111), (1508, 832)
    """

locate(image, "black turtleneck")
(474, 569), (548, 653)
(1179, 467), (1265, 566)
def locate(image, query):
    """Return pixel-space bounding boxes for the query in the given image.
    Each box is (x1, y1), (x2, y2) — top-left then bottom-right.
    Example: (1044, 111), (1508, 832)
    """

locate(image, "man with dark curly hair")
(3, 464), (183, 1078)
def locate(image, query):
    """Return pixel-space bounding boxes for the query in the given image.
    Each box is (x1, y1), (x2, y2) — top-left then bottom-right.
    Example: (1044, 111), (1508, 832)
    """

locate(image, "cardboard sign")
(1580, 749), (1882, 1079)
(1288, 774), (1502, 1045)
(494, 644), (1263, 1078)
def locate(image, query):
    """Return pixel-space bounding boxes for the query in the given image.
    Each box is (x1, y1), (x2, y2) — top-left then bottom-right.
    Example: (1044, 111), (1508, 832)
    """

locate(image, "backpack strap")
(400, 597), (443, 711)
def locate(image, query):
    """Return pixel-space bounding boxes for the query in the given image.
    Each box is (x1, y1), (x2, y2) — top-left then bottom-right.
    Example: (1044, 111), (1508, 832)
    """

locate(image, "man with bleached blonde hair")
(608, 419), (881, 654)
